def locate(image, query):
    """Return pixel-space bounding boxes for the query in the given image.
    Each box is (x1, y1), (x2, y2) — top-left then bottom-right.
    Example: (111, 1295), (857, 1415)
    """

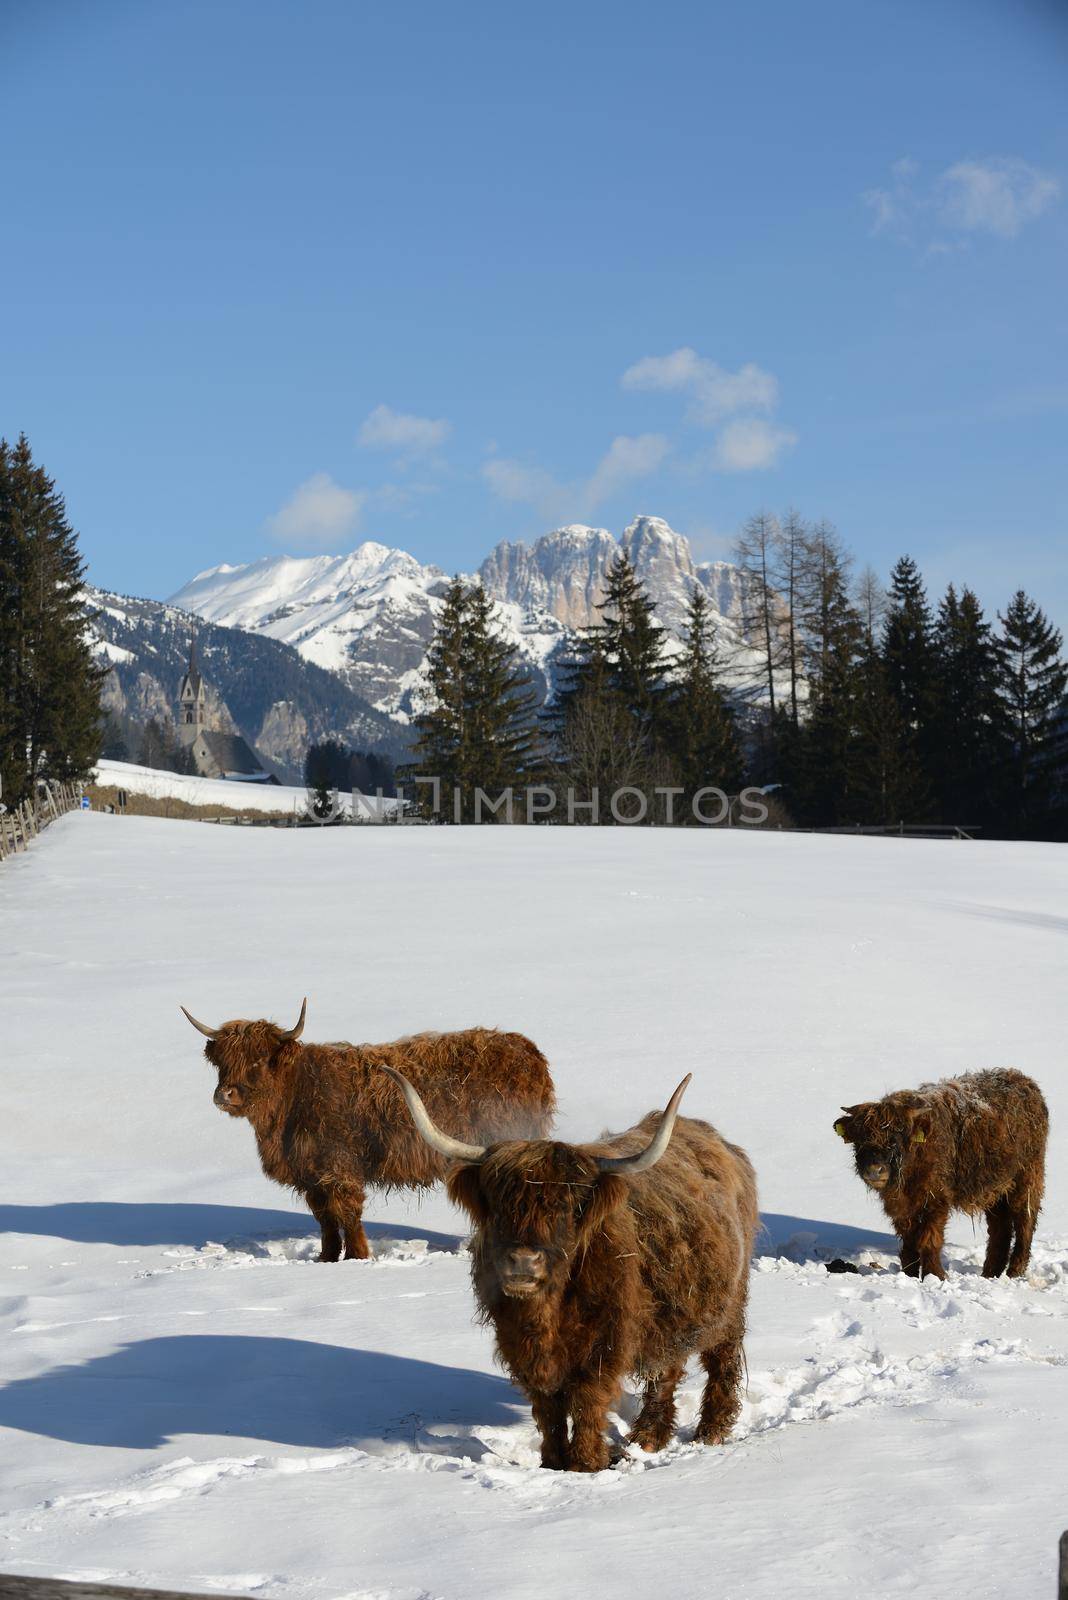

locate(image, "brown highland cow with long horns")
(834, 1068), (1047, 1280)
(181, 1000), (555, 1260)
(381, 1065), (759, 1472)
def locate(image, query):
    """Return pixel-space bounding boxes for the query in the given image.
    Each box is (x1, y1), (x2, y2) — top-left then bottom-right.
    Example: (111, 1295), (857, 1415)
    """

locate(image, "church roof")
(196, 731), (271, 777)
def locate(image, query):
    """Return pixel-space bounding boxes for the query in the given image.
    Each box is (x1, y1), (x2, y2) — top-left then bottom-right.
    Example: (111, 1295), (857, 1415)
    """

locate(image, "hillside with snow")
(170, 517), (772, 720)
(2, 818), (1066, 1598)
(86, 590), (405, 779)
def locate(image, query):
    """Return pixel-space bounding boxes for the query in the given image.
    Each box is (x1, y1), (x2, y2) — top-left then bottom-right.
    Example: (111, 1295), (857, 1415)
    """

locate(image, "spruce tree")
(667, 586), (742, 799)
(881, 555), (936, 815)
(0, 435), (104, 807)
(882, 556), (936, 729)
(792, 561), (862, 824)
(598, 552), (668, 727)
(848, 644), (924, 825)
(931, 586), (1010, 827)
(406, 579), (539, 821)
(997, 590), (1068, 830)
(557, 553), (667, 729)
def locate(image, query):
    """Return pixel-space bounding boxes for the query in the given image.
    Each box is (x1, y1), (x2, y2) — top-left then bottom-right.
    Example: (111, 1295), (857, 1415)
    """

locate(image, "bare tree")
(773, 508), (810, 728)
(855, 565), (887, 649)
(733, 511), (786, 715)
(799, 520), (854, 691)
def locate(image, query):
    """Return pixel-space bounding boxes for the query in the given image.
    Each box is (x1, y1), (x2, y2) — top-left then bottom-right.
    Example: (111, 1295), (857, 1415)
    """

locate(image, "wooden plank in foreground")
(0, 1578), (256, 1600)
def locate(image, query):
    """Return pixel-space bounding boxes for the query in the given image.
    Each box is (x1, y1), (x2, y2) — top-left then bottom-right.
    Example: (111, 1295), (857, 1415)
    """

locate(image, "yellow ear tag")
(911, 1130), (926, 1144)
(834, 1120), (847, 1138)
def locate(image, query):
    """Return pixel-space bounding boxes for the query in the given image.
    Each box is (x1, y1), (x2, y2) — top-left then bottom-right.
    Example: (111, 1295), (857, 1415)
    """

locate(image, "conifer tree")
(931, 585), (1010, 825)
(848, 644), (924, 824)
(557, 553), (667, 727)
(0, 435), (104, 807)
(882, 556), (936, 730)
(406, 578), (539, 821)
(792, 561), (862, 823)
(881, 555), (936, 815)
(598, 552), (668, 726)
(667, 586), (742, 797)
(997, 590), (1068, 828)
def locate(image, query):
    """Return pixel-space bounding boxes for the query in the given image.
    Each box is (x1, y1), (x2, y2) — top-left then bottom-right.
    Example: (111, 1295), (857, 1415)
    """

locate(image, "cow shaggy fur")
(196, 1016), (555, 1260)
(834, 1067), (1047, 1280)
(446, 1111), (758, 1472)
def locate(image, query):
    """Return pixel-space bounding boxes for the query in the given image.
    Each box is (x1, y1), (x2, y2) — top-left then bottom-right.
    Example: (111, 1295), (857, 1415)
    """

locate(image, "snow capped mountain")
(169, 518), (763, 721)
(86, 587), (403, 779)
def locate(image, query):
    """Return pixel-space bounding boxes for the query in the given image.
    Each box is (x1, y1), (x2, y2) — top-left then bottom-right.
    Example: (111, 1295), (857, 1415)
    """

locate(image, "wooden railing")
(0, 780), (81, 863)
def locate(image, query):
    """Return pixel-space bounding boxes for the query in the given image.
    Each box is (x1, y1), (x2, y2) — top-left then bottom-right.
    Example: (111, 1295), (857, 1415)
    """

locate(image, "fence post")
(1059, 1530), (1067, 1600)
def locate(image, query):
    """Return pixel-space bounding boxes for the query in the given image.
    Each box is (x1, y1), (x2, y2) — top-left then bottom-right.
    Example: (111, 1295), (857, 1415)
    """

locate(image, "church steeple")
(177, 634), (207, 743)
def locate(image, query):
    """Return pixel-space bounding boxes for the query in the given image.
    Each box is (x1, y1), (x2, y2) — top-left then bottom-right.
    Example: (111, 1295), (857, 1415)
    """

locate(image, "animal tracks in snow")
(140, 1232), (467, 1277)
(13, 1288), (1065, 1537)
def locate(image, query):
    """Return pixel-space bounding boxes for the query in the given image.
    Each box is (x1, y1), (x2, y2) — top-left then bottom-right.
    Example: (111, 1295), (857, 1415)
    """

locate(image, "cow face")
(182, 1001), (306, 1120)
(834, 1100), (929, 1191)
(448, 1144), (628, 1300)
(203, 1020), (294, 1118)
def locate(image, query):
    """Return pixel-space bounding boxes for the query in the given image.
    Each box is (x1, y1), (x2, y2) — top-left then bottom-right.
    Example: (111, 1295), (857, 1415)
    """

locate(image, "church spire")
(177, 632), (207, 739)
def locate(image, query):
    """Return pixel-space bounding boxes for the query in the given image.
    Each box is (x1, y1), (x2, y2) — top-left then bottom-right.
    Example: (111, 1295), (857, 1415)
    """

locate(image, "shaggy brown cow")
(181, 1000), (555, 1261)
(834, 1068), (1047, 1281)
(380, 1065), (759, 1473)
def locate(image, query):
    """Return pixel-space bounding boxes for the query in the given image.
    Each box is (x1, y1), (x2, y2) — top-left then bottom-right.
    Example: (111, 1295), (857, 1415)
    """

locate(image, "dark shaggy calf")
(382, 1066), (759, 1472)
(834, 1068), (1047, 1281)
(181, 1000), (555, 1260)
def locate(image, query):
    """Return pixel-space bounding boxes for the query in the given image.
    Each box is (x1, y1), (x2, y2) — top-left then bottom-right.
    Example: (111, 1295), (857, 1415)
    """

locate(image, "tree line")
(405, 515), (1068, 837)
(0, 436), (103, 809)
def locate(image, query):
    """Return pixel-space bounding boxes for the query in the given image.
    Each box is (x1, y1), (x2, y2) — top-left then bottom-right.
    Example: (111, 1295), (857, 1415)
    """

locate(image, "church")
(176, 638), (277, 783)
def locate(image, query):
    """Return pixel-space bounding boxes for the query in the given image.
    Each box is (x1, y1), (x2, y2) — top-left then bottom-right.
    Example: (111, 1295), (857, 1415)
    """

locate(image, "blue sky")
(2, 0), (1066, 627)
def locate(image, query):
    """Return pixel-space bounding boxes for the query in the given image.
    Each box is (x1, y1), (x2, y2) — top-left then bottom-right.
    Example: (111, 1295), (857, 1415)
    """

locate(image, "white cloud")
(939, 158), (1060, 238)
(357, 404), (450, 457)
(582, 433), (670, 509)
(267, 473), (365, 546)
(480, 434), (671, 520)
(865, 156), (1060, 245)
(621, 348), (778, 425)
(621, 347), (794, 472)
(709, 418), (797, 473)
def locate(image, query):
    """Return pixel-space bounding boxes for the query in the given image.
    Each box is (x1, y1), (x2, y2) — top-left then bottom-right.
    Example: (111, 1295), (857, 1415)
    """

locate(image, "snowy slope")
(169, 518), (774, 720)
(90, 758), (397, 818)
(2, 822), (1067, 1599)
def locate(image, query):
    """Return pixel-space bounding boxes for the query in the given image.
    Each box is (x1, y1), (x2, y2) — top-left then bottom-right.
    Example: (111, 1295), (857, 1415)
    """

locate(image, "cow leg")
(914, 1205), (949, 1281)
(695, 1316), (745, 1446)
(334, 1183), (371, 1261)
(566, 1375), (619, 1473)
(629, 1364), (686, 1454)
(899, 1226), (922, 1278)
(982, 1197), (1013, 1278)
(530, 1391), (569, 1470)
(1006, 1175), (1041, 1278)
(306, 1185), (342, 1263)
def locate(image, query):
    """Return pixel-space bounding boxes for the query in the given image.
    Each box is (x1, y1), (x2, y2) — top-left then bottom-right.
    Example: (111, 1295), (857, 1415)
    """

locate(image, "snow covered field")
(2, 816), (1067, 1599)
(91, 759), (396, 819)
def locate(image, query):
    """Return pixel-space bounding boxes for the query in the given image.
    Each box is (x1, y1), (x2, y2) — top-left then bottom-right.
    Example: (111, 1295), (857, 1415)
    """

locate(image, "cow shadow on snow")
(0, 1201), (463, 1254)
(0, 1335), (523, 1450)
(759, 1212), (899, 1256)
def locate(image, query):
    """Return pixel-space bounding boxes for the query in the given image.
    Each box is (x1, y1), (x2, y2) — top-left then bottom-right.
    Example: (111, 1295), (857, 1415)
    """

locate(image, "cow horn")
(281, 997), (307, 1040)
(181, 1005), (218, 1039)
(376, 1064), (488, 1163)
(595, 1074), (692, 1175)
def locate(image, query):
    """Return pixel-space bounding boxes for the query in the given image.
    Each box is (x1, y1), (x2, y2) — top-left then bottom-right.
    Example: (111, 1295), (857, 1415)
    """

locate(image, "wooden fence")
(0, 780), (82, 863)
